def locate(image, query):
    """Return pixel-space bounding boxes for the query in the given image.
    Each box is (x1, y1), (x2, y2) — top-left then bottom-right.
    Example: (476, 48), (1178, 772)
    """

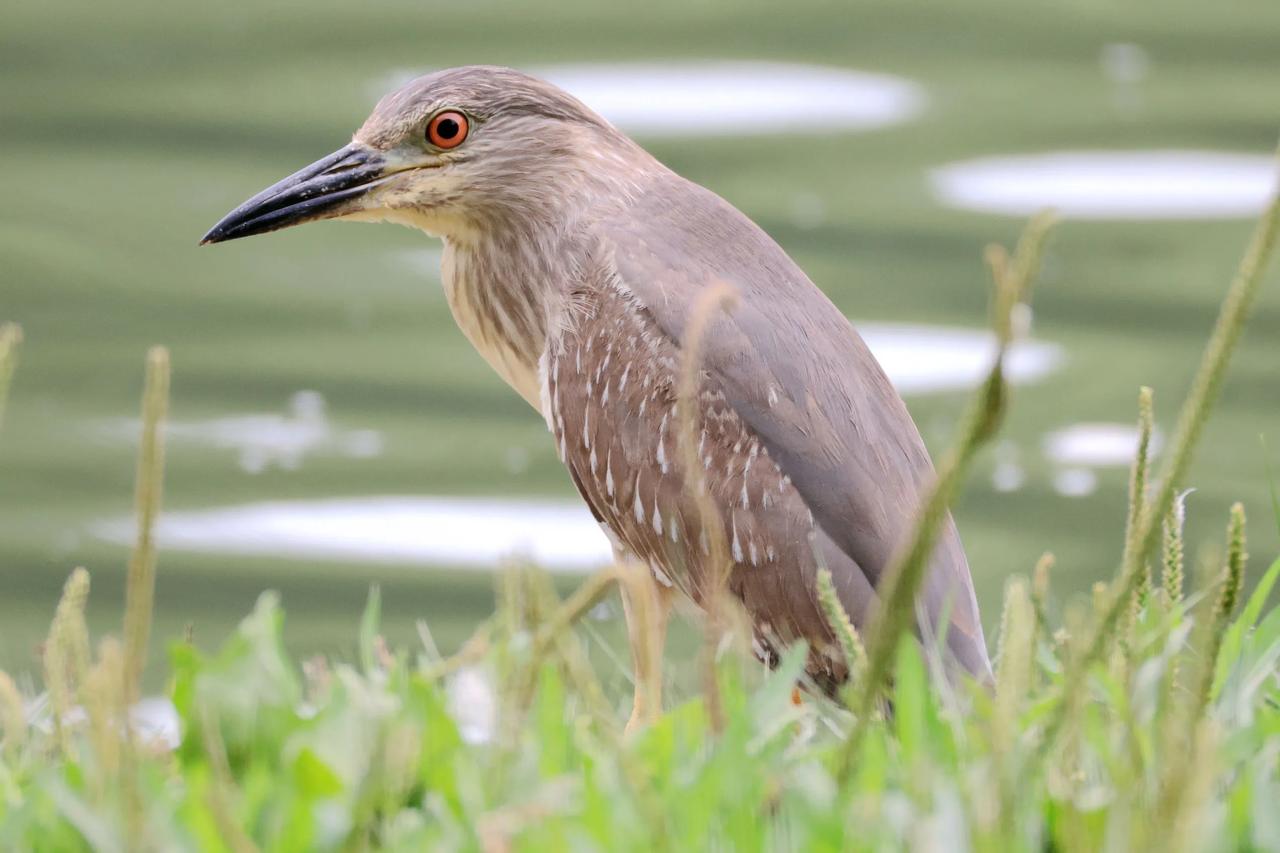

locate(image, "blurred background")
(2, 0), (1278, 683)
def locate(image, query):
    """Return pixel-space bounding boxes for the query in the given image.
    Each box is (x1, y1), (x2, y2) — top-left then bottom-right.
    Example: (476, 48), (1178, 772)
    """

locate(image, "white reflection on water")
(931, 151), (1278, 219)
(1053, 468), (1100, 499)
(1044, 422), (1161, 498)
(990, 440), (1026, 493)
(98, 390), (383, 474)
(93, 496), (612, 571)
(90, 325), (1064, 561)
(1044, 422), (1162, 468)
(859, 323), (1061, 396)
(379, 62), (926, 137)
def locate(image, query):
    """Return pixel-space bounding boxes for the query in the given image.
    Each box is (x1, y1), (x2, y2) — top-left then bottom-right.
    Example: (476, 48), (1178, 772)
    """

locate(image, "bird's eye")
(427, 111), (469, 149)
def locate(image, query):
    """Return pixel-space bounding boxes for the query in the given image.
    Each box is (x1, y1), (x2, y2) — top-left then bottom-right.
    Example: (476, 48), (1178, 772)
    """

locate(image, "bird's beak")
(200, 144), (392, 244)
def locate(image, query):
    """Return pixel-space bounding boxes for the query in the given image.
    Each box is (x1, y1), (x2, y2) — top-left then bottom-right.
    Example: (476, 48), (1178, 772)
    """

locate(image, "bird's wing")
(597, 172), (991, 677)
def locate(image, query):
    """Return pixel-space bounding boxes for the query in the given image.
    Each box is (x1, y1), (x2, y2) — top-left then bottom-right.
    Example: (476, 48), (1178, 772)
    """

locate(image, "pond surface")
(3, 0), (1278, 682)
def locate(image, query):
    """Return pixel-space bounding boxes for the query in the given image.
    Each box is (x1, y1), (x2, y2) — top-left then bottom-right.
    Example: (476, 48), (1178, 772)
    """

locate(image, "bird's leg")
(619, 565), (673, 736)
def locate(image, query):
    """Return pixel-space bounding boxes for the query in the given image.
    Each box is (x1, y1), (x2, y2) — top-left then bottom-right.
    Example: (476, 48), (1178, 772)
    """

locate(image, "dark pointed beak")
(200, 144), (390, 245)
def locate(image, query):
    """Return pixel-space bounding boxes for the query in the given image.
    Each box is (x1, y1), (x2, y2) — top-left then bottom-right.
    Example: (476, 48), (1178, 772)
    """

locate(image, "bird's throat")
(438, 236), (554, 411)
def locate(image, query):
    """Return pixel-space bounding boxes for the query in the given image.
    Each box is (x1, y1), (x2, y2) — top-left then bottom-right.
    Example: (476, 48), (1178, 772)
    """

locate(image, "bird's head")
(201, 65), (642, 245)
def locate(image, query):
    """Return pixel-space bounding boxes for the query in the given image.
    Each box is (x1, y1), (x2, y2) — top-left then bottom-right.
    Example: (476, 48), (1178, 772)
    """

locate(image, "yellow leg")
(619, 565), (673, 736)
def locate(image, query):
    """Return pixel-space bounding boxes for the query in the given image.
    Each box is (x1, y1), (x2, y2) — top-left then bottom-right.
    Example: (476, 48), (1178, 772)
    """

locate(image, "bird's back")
(589, 170), (991, 679)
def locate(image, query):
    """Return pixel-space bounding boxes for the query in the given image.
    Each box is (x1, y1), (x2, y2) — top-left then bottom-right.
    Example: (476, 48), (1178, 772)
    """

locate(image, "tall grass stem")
(122, 347), (169, 704)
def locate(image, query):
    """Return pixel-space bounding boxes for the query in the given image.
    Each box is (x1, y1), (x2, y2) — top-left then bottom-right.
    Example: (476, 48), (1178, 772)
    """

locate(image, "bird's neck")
(417, 146), (657, 411)
(437, 217), (590, 410)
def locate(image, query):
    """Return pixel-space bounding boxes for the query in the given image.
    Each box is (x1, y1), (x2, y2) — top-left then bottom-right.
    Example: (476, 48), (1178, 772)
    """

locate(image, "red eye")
(427, 111), (469, 149)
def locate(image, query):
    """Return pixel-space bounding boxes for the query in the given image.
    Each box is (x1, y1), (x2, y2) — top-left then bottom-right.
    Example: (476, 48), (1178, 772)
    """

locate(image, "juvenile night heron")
(203, 65), (991, 726)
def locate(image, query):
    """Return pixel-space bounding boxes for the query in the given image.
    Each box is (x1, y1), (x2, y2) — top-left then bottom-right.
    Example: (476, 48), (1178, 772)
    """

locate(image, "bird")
(202, 65), (992, 730)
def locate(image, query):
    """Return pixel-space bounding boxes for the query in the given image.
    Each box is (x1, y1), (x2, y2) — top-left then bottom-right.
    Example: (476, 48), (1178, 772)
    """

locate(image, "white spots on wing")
(598, 520), (625, 552)
(656, 411), (669, 473)
(740, 449), (756, 508)
(538, 351), (555, 430)
(619, 363), (631, 392)
(632, 475), (645, 524)
(730, 516), (744, 563)
(668, 514), (680, 543)
(748, 539), (759, 566)
(551, 387), (562, 426)
(605, 452), (615, 497)
(651, 499), (663, 536)
(650, 561), (674, 588)
(589, 446), (598, 476)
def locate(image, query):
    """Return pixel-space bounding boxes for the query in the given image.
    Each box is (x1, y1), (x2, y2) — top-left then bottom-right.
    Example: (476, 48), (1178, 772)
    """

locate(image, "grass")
(1, 195), (1278, 850)
(4, 0), (1280, 677)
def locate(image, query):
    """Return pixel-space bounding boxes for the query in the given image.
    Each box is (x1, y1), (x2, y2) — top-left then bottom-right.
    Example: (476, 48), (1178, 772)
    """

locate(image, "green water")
(2, 0), (1278, 682)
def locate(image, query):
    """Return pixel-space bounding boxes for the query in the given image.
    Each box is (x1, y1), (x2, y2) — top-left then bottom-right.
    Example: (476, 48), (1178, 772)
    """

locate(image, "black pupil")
(435, 117), (460, 140)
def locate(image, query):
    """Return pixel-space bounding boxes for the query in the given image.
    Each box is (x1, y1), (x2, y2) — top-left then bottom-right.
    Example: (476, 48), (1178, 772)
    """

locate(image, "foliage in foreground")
(0, 534), (1278, 851)
(2, 174), (1279, 850)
